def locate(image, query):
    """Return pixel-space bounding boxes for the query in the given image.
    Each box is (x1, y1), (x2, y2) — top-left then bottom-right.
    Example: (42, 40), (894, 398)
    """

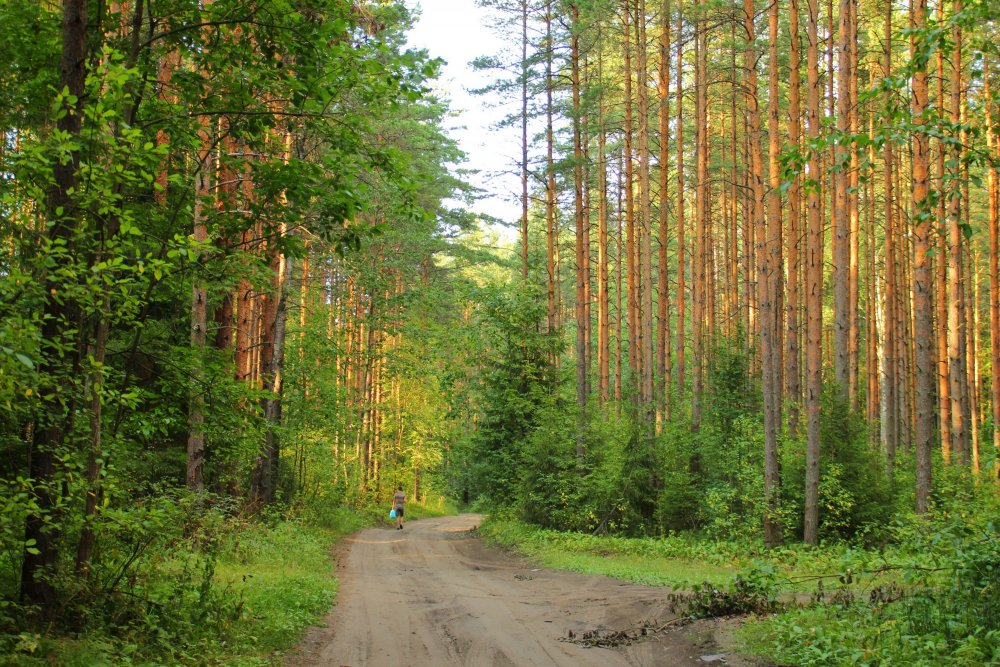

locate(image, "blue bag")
(389, 508), (397, 519)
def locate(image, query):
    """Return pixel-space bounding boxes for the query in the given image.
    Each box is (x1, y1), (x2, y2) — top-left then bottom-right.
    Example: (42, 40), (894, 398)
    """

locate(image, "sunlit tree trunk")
(545, 4), (557, 337)
(947, 5), (969, 466)
(637, 0), (655, 417)
(598, 52), (611, 405)
(692, 0), (707, 430)
(616, 152), (625, 402)
(935, 0), (951, 464)
(865, 113), (879, 432)
(761, 0), (783, 547)
(730, 75), (740, 345)
(847, 0), (859, 408)
(804, 0), (823, 545)
(831, 0), (850, 400)
(520, 0), (530, 280)
(622, 0), (639, 389)
(911, 0), (934, 514)
(786, 0), (803, 435)
(881, 0), (898, 469)
(987, 62), (1000, 484)
(657, 0), (672, 424)
(966, 242), (980, 473)
(675, 0), (686, 394)
(571, 3), (587, 444)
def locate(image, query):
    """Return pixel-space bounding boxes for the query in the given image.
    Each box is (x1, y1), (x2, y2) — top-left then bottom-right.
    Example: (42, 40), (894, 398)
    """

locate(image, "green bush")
(741, 495), (1000, 666)
(697, 417), (769, 542)
(780, 383), (893, 543)
(0, 495), (362, 666)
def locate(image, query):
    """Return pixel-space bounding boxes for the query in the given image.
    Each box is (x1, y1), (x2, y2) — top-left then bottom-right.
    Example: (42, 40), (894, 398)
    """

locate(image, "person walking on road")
(392, 487), (405, 530)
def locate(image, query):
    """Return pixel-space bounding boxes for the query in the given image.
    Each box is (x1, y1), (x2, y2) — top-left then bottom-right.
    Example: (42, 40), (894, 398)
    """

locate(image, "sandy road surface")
(288, 514), (750, 667)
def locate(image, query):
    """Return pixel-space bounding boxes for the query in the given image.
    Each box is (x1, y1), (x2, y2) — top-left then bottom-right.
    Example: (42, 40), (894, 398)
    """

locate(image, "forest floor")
(284, 513), (768, 667)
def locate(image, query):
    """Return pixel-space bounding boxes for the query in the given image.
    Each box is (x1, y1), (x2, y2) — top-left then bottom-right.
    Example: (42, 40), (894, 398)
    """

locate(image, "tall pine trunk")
(637, 0), (655, 417)
(691, 0), (707, 431)
(545, 5), (558, 337)
(786, 0), (803, 435)
(832, 0), (851, 400)
(987, 63), (1000, 484)
(598, 52), (611, 405)
(946, 6), (969, 465)
(656, 0), (672, 424)
(763, 0), (783, 547)
(804, 0), (823, 545)
(910, 0), (934, 514)
(520, 0), (530, 280)
(571, 3), (588, 455)
(675, 0), (686, 394)
(882, 0), (899, 467)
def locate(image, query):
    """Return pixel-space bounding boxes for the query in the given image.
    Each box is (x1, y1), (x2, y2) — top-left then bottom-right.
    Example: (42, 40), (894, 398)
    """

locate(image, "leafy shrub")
(652, 418), (706, 534)
(780, 383), (893, 544)
(741, 499), (1000, 666)
(696, 416), (768, 541)
(0, 499), (351, 666)
(671, 566), (782, 618)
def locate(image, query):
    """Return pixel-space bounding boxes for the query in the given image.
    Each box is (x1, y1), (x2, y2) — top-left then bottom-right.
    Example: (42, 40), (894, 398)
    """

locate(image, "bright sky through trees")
(407, 0), (522, 231)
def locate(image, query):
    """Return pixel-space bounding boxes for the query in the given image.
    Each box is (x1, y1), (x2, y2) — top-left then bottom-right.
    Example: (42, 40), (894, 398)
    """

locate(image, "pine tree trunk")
(251, 231), (292, 506)
(598, 54), (611, 405)
(832, 0), (850, 400)
(786, 0), (803, 434)
(847, 0), (859, 408)
(624, 0), (638, 387)
(911, 0), (934, 514)
(616, 154), (625, 402)
(637, 0), (655, 417)
(545, 5), (557, 337)
(935, 3), (952, 463)
(881, 0), (898, 469)
(571, 3), (588, 455)
(987, 63), (1000, 484)
(656, 0), (672, 426)
(865, 114), (879, 431)
(947, 8), (968, 465)
(692, 0), (707, 430)
(758, 0), (782, 547)
(967, 242), (980, 473)
(804, 0), (823, 545)
(675, 0), (686, 393)
(187, 122), (212, 493)
(521, 0), (530, 280)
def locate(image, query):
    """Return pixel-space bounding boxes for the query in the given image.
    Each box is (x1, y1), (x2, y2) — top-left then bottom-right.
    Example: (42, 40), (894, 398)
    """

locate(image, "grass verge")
(479, 515), (1000, 666)
(2, 507), (368, 667)
(480, 517), (739, 587)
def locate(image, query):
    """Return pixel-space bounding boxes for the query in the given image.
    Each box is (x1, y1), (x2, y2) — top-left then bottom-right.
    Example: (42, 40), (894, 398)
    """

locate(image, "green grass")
(479, 516), (876, 591)
(1, 507), (370, 667)
(480, 515), (1000, 666)
(213, 519), (348, 662)
(482, 519), (738, 587)
(737, 601), (1000, 666)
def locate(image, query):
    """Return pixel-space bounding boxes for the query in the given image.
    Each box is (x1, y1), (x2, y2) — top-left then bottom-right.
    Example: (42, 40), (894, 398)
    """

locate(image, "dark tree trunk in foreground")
(21, 0), (90, 611)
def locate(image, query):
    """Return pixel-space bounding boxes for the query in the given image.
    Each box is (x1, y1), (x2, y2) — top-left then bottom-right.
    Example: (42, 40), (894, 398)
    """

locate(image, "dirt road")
(288, 514), (751, 667)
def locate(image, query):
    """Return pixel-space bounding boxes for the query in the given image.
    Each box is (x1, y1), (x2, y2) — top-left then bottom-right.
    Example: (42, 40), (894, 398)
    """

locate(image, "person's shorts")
(395, 507), (404, 517)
